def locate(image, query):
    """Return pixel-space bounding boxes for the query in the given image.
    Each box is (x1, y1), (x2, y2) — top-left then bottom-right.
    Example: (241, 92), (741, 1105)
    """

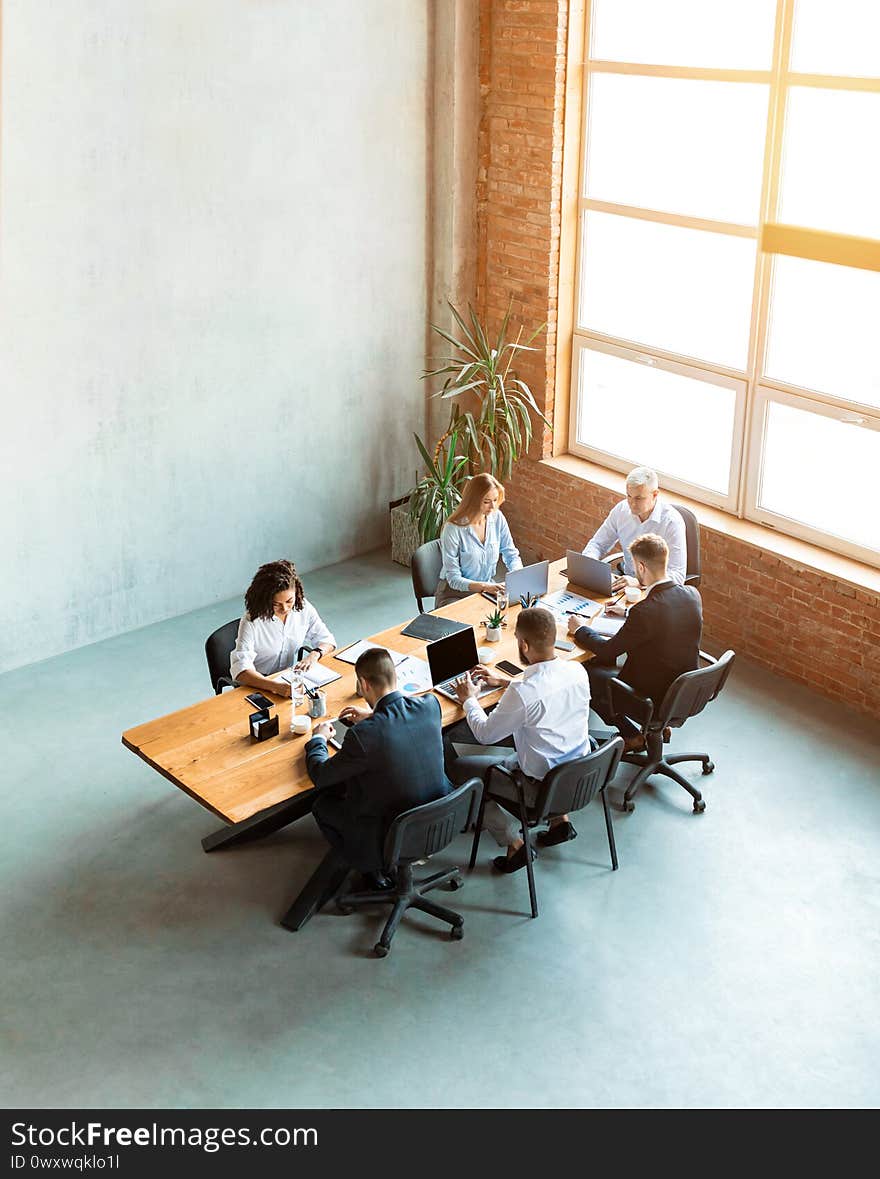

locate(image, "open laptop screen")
(426, 626), (479, 686)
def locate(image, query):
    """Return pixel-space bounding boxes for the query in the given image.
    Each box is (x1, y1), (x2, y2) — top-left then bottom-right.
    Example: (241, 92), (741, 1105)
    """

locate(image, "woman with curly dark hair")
(230, 559), (336, 698)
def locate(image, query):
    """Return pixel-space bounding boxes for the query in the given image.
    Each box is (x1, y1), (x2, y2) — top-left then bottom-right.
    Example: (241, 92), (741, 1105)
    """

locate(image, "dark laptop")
(562, 550), (614, 596)
(427, 627), (497, 702)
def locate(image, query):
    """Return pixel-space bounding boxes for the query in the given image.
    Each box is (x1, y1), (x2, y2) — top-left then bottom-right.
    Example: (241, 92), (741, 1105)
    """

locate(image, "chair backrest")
(537, 737), (624, 821)
(655, 650), (735, 729)
(411, 539), (443, 613)
(205, 619), (240, 694)
(671, 503), (702, 588)
(383, 778), (482, 867)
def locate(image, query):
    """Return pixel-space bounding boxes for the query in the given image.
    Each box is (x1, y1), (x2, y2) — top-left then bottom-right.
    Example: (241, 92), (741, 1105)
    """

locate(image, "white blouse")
(230, 599), (336, 680)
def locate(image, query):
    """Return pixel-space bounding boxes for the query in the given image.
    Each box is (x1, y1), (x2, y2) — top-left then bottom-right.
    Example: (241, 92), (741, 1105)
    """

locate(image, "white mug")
(624, 585), (641, 603)
(290, 715), (311, 737)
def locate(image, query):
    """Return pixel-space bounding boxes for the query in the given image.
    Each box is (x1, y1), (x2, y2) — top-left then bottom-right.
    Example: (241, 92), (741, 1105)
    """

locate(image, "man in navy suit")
(569, 533), (702, 752)
(305, 647), (452, 879)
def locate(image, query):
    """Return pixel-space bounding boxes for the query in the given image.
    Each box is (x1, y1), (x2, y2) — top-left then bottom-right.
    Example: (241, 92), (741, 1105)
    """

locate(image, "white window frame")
(746, 385), (880, 565)
(569, 336), (747, 513)
(570, 0), (880, 569)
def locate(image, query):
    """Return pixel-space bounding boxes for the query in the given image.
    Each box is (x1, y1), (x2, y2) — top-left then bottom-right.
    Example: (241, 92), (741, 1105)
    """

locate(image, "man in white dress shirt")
(449, 607), (592, 874)
(583, 466), (687, 588)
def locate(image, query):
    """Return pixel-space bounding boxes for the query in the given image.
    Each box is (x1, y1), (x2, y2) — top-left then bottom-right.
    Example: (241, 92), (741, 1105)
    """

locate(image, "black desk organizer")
(249, 708), (279, 742)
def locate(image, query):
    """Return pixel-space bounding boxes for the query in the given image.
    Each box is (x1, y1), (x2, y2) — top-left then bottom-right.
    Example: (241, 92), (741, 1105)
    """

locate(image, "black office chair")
(671, 503), (702, 588)
(469, 737), (624, 919)
(610, 649), (735, 815)
(204, 619), (240, 694)
(334, 778), (483, 958)
(411, 539), (443, 612)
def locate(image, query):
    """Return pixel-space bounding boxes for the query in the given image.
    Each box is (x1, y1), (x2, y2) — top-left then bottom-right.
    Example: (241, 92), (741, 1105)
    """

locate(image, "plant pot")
(485, 626), (502, 643)
(390, 503), (421, 567)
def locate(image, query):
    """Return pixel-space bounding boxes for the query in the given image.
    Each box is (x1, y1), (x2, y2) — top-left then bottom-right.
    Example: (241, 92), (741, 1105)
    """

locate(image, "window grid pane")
(575, 346), (737, 496)
(578, 211), (756, 370)
(573, 1), (880, 562)
(585, 74), (769, 224)
(590, 0), (777, 69)
(758, 400), (880, 553)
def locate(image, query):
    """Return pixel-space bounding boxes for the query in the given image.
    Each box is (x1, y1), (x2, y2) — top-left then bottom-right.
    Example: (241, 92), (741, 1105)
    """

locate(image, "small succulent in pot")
(484, 608), (505, 642)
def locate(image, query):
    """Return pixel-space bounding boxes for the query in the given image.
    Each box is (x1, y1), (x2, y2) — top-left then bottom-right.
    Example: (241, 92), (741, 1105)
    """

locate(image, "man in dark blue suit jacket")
(305, 647), (452, 877)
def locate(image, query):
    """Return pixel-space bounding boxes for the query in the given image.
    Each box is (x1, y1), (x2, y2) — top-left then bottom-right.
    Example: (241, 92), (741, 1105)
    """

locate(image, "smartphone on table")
(245, 692), (275, 711)
(495, 659), (523, 677)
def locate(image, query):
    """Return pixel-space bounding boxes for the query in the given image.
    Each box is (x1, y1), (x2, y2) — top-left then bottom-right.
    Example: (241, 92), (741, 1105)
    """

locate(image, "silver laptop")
(562, 550), (614, 596)
(427, 627), (497, 702)
(506, 560), (550, 604)
(482, 560), (550, 606)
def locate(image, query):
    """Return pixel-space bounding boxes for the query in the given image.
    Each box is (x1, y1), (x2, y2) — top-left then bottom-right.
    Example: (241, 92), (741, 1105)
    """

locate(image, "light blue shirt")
(440, 511), (522, 593)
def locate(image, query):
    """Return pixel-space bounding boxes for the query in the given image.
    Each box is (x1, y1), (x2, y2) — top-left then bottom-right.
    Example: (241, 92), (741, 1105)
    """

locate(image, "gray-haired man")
(583, 465), (687, 588)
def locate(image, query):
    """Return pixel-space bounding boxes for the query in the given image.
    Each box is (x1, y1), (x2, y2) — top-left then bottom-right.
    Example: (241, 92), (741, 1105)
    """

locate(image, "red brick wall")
(476, 0), (880, 723)
(476, 0), (567, 456)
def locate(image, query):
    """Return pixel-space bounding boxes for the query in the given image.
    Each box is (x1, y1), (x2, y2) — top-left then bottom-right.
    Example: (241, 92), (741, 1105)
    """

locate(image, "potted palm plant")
(406, 433), (468, 547)
(393, 301), (548, 563)
(425, 300), (549, 479)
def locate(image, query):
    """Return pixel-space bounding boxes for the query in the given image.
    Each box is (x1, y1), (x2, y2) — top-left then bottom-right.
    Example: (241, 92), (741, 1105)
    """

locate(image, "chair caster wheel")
(450, 925), (464, 940)
(622, 799), (635, 814)
(447, 875), (463, 890)
(702, 761), (715, 775)
(374, 943), (390, 958)
(693, 799), (706, 814)
(336, 902), (353, 915)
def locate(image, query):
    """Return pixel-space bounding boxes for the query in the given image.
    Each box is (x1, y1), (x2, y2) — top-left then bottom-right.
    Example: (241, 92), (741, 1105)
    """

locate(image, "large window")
(569, 0), (880, 565)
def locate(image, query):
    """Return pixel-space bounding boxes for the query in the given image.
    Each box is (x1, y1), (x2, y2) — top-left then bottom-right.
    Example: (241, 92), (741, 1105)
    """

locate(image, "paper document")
(590, 615), (625, 637)
(336, 640), (406, 666)
(394, 655), (432, 695)
(543, 588), (601, 617)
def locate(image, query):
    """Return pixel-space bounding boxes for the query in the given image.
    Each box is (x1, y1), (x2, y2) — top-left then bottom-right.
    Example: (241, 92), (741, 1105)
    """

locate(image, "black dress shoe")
(492, 844), (537, 874)
(536, 820), (577, 847)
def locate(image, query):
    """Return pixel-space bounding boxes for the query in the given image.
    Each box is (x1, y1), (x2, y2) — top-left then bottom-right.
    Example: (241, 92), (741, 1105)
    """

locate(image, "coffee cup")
(290, 715), (312, 737)
(624, 585), (641, 603)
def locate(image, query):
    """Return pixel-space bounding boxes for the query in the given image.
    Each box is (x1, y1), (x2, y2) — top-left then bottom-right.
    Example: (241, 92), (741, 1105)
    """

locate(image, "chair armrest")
(699, 649), (716, 665)
(216, 676), (237, 694)
(485, 762), (517, 789)
(296, 645), (315, 661)
(609, 677), (655, 730)
(601, 551), (624, 566)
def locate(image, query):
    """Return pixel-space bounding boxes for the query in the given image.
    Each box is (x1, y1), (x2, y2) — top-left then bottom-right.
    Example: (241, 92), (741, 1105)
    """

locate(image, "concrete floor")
(2, 548), (878, 1109)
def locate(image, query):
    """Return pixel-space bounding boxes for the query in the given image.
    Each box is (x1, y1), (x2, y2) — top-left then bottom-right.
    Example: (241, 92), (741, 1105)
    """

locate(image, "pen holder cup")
(307, 691), (327, 719)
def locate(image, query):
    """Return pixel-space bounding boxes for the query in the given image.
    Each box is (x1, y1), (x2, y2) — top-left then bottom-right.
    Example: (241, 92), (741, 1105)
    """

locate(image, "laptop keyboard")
(436, 678), (496, 698)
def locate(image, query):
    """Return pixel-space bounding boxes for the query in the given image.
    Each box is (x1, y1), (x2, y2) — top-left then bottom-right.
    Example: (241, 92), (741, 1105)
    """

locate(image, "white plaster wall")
(0, 0), (428, 672)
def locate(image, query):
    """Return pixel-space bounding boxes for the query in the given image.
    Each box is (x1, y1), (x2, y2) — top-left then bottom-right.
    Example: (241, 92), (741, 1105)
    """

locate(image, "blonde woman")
(435, 473), (523, 608)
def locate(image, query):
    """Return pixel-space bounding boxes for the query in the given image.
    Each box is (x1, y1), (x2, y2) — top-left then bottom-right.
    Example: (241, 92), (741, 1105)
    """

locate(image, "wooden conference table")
(121, 557), (613, 856)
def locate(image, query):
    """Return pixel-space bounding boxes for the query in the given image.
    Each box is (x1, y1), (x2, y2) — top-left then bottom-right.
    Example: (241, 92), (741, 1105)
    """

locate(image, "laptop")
(482, 560), (550, 606)
(562, 550), (614, 596)
(427, 627), (497, 702)
(506, 559), (550, 604)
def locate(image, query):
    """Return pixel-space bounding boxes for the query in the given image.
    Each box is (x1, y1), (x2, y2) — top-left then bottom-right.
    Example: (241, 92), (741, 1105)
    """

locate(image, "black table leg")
(201, 790), (317, 853)
(280, 848), (350, 931)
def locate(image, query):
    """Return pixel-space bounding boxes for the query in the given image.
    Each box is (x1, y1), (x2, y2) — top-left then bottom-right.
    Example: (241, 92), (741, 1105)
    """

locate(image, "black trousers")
(587, 664), (650, 741)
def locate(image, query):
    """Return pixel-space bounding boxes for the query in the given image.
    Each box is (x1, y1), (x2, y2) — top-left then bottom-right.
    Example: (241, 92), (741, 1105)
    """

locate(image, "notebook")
(400, 613), (471, 642)
(280, 664), (342, 690)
